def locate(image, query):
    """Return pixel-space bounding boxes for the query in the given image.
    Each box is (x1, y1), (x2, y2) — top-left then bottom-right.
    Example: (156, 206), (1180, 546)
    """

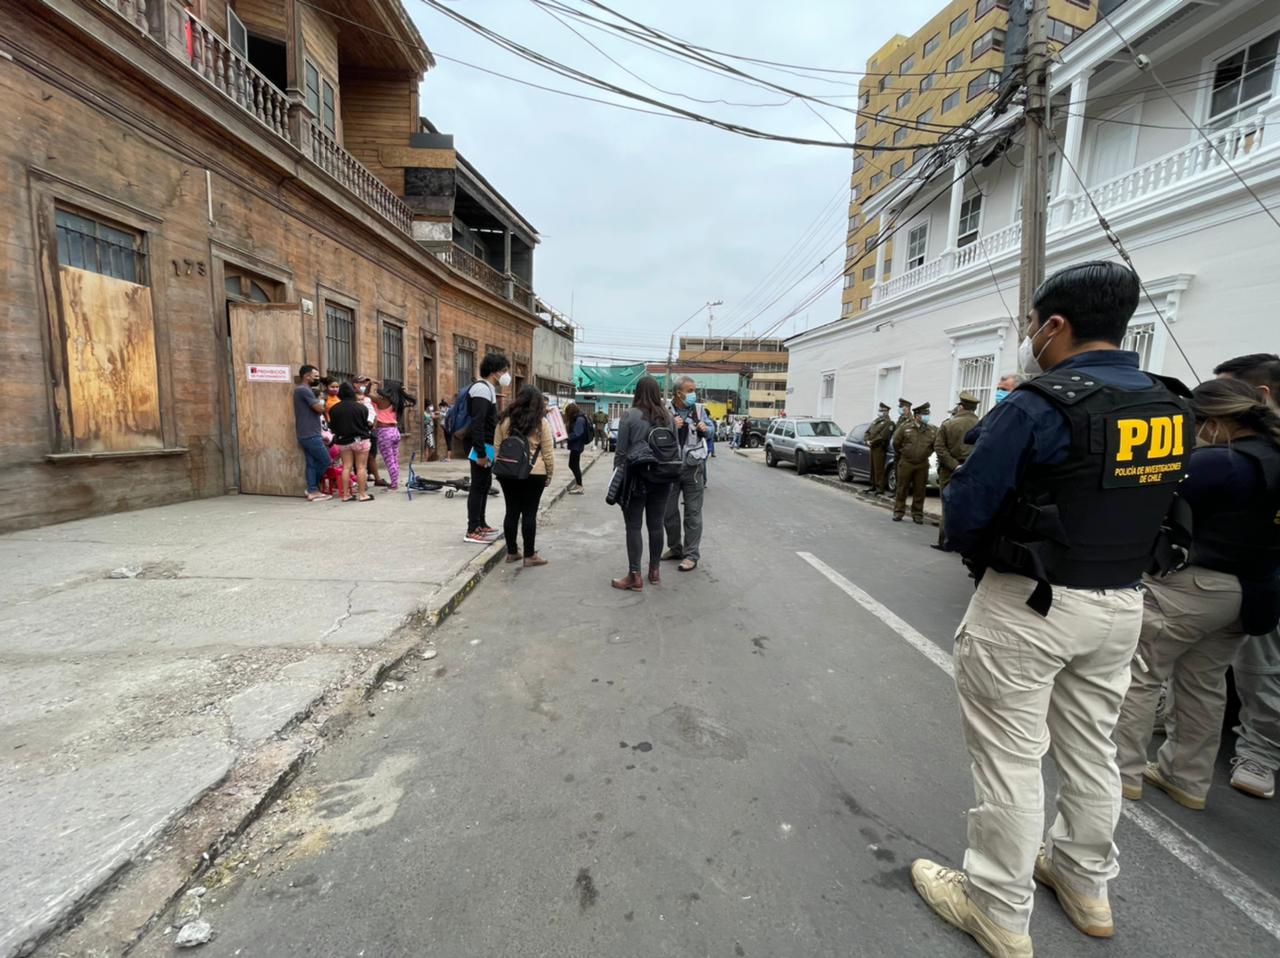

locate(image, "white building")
(788, 0), (1280, 431)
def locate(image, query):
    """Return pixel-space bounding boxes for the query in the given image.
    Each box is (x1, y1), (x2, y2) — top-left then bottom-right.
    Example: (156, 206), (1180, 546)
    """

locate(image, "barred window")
(324, 303), (355, 381)
(55, 209), (145, 283)
(381, 320), (404, 383)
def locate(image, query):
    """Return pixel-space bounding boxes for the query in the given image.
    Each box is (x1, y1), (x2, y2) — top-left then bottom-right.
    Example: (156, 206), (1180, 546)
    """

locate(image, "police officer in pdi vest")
(911, 261), (1193, 958)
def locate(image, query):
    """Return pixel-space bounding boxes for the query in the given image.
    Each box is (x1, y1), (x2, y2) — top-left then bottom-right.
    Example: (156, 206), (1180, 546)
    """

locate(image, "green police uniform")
(864, 402), (895, 495)
(892, 402), (938, 523)
(934, 392), (980, 547)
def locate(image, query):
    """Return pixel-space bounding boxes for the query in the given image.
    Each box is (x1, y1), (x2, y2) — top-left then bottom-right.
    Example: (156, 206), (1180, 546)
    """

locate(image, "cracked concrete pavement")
(0, 450), (600, 957)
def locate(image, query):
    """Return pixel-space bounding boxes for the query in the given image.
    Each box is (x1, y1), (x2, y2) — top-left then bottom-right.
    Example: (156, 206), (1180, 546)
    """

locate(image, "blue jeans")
(299, 435), (330, 493)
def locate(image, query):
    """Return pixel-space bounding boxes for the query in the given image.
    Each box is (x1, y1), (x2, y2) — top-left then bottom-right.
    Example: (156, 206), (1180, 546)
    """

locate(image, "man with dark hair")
(294, 364), (330, 502)
(462, 352), (512, 544)
(911, 261), (1193, 957)
(1216, 353), (1280, 800)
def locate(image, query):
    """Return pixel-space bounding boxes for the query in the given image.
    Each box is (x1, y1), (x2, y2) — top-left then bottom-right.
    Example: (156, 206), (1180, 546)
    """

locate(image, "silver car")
(764, 418), (844, 475)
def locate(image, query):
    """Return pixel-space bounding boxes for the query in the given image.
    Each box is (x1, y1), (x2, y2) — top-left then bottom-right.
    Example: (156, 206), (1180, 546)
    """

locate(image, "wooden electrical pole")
(1017, 0), (1050, 355)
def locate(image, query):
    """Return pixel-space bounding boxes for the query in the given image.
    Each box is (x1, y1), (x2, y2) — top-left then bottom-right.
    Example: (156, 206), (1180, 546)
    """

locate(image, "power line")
(1095, 8), (1280, 232)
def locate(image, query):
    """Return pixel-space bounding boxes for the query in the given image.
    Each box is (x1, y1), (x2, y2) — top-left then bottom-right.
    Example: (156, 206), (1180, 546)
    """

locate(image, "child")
(320, 428), (343, 497)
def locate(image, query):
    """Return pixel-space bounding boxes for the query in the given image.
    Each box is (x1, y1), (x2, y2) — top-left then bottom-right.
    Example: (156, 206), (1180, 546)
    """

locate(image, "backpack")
(579, 415), (595, 443)
(493, 433), (541, 480)
(638, 424), (682, 483)
(443, 385), (472, 437)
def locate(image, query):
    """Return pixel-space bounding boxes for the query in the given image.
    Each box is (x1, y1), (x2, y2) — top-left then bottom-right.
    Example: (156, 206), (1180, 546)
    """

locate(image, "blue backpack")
(444, 384), (473, 437)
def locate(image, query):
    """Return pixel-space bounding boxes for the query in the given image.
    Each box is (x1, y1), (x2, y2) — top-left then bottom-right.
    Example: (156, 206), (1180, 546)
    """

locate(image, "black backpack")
(579, 415), (595, 443)
(640, 424), (682, 483)
(493, 434), (541, 480)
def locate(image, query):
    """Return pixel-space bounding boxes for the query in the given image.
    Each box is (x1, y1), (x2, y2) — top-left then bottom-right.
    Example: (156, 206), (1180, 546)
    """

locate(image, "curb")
(33, 451), (605, 958)
(803, 473), (943, 527)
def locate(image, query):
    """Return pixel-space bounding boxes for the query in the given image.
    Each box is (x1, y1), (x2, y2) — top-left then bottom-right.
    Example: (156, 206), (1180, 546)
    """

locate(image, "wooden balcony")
(306, 118), (413, 233)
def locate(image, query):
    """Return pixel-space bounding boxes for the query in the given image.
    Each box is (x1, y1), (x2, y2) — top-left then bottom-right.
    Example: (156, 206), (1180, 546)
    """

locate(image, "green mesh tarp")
(574, 363), (647, 394)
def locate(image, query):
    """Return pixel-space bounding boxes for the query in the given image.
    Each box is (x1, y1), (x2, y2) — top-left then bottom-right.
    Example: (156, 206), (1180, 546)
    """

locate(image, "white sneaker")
(910, 859), (1033, 958)
(1231, 757), (1276, 799)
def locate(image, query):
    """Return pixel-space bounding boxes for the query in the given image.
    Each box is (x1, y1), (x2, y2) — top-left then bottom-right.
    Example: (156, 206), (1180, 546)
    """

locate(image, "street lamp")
(667, 299), (722, 398)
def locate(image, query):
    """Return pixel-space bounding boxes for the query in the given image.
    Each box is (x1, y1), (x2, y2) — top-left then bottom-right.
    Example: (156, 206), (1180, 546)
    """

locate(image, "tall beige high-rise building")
(840, 0), (1097, 320)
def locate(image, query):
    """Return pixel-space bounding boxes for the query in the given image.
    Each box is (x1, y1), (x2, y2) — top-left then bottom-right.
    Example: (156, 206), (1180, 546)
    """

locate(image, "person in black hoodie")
(327, 381), (375, 502)
(462, 352), (512, 544)
(564, 402), (589, 494)
(1113, 376), (1280, 810)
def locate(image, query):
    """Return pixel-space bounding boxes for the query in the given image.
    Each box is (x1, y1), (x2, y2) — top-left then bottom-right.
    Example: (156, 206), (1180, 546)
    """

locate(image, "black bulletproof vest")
(987, 368), (1193, 613)
(1190, 435), (1280, 579)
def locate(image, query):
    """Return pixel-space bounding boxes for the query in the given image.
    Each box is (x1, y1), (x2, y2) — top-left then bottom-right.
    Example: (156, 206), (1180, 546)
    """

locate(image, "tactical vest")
(1190, 435), (1280, 579)
(985, 368), (1193, 614)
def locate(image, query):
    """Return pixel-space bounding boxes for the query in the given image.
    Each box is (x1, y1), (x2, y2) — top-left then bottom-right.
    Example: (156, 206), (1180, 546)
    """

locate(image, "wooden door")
(229, 303), (306, 496)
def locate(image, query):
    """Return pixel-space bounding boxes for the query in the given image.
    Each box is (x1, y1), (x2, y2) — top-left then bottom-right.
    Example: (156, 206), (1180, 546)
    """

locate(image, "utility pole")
(1017, 0), (1050, 360)
(706, 299), (722, 339)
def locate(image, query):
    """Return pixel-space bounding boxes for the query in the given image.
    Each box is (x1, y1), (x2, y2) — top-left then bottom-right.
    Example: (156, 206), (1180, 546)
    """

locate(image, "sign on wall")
(246, 364), (292, 382)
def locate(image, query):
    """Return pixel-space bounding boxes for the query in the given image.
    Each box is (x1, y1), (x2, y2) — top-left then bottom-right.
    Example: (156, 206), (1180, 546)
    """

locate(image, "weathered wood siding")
(231, 0), (286, 39)
(339, 73), (416, 195)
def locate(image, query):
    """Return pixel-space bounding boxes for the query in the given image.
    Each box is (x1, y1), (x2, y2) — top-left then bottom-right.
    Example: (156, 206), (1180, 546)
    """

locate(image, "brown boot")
(611, 572), (643, 592)
(648, 565), (661, 585)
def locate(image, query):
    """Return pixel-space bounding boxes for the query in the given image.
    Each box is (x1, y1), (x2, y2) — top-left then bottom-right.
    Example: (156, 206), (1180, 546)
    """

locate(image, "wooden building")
(0, 0), (551, 531)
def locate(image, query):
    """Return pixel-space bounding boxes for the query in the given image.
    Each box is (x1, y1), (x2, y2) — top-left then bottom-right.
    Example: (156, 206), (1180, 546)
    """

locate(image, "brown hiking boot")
(611, 572), (643, 592)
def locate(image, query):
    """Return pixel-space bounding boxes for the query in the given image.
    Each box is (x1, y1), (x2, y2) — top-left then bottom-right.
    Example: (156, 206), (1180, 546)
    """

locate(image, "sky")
(407, 0), (941, 365)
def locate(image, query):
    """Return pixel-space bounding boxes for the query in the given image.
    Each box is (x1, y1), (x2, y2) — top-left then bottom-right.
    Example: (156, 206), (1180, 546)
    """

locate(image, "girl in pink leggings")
(373, 382), (417, 491)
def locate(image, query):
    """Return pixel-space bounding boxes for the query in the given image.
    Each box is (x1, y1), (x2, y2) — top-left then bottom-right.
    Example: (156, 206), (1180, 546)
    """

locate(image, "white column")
(873, 212), (889, 284)
(945, 159), (966, 251)
(1058, 74), (1089, 196)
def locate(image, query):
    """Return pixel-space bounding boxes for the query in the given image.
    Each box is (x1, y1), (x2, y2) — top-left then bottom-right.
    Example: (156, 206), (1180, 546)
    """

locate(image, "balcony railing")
(306, 119), (413, 233)
(1052, 113), (1268, 227)
(435, 244), (506, 298)
(180, 8), (290, 141)
(872, 113), (1271, 307)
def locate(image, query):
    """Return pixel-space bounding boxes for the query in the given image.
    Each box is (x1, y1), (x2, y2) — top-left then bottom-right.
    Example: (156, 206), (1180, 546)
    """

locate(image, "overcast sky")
(408, 0), (939, 364)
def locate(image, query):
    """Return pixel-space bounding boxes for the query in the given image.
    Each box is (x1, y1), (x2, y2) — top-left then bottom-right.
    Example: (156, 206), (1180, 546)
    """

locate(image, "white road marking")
(797, 550), (1280, 943)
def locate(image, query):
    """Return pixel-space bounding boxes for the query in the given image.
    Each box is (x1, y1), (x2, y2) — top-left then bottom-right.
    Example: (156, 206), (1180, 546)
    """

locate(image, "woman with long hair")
(564, 402), (589, 494)
(495, 385), (555, 567)
(327, 381), (375, 502)
(611, 376), (674, 591)
(372, 381), (416, 491)
(1114, 376), (1280, 809)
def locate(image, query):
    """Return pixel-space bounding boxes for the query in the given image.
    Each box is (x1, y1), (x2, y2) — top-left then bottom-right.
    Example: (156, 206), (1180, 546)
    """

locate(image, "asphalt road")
(153, 454), (1280, 957)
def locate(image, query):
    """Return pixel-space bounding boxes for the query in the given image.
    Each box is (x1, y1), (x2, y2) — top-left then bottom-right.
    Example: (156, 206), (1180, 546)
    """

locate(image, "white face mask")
(1017, 321), (1057, 376)
(498, 372), (512, 388)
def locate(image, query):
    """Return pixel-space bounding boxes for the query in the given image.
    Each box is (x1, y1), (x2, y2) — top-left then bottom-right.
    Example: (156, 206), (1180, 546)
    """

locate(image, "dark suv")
(837, 422), (939, 491)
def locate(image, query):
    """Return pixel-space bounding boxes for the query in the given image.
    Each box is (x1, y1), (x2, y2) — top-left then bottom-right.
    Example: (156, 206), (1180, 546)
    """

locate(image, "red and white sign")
(246, 364), (292, 383)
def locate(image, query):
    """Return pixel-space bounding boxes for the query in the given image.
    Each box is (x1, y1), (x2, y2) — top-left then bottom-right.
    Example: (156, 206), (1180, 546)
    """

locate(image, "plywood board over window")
(58, 266), (163, 452)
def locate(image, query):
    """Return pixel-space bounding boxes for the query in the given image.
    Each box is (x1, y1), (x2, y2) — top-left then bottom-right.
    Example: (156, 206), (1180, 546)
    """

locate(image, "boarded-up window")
(58, 267), (163, 452)
(53, 208), (161, 452)
(325, 303), (355, 380)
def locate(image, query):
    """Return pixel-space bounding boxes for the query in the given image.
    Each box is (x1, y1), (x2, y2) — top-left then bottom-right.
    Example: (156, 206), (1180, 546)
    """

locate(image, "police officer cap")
(898, 397), (911, 406)
(914, 402), (931, 415)
(878, 402), (891, 411)
(958, 391), (980, 408)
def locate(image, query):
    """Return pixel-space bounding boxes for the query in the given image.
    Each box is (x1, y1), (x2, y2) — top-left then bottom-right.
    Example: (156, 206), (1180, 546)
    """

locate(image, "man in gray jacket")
(662, 376), (710, 572)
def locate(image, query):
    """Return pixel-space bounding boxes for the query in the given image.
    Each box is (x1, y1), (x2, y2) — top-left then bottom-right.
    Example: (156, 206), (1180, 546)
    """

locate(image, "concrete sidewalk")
(731, 447), (941, 524)
(0, 448), (601, 957)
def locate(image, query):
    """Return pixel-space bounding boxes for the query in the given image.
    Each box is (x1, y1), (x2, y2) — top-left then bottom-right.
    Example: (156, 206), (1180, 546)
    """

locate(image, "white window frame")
(957, 193), (983, 247)
(1083, 98), (1142, 187)
(946, 318), (1010, 417)
(1196, 22), (1280, 130)
(1119, 273), (1193, 374)
(906, 222), (929, 270)
(819, 369), (837, 419)
(874, 360), (905, 418)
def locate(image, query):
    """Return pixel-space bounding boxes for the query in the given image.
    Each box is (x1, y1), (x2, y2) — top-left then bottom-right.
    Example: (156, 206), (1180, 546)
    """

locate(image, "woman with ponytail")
(1114, 377), (1280, 809)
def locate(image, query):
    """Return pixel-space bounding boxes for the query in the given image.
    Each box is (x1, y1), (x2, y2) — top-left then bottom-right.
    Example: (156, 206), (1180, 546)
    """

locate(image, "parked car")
(764, 418), (844, 475)
(836, 422), (939, 491)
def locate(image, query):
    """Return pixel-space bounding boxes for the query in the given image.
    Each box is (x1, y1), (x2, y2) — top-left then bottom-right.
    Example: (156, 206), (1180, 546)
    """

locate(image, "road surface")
(141, 454), (1280, 957)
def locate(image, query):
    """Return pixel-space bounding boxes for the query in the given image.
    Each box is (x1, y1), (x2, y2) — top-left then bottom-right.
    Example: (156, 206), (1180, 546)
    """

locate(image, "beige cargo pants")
(1113, 567), (1246, 800)
(954, 569), (1143, 935)
(1234, 627), (1280, 773)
